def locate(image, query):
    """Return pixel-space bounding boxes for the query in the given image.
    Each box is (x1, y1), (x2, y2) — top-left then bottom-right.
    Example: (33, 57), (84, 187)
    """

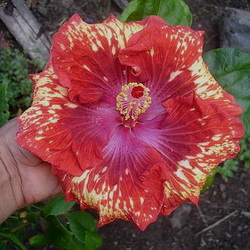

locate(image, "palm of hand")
(0, 119), (62, 208)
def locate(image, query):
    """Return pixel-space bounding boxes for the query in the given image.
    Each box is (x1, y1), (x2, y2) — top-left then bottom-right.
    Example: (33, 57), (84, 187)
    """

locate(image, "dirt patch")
(99, 166), (250, 250)
(187, 0), (250, 51)
(30, 0), (119, 34)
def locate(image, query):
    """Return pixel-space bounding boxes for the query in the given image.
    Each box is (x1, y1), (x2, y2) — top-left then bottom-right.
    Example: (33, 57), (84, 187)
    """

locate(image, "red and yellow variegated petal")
(161, 168), (200, 215)
(51, 14), (152, 105)
(17, 65), (119, 175)
(135, 95), (243, 213)
(189, 57), (242, 116)
(160, 95), (243, 212)
(53, 127), (166, 230)
(119, 19), (204, 100)
(119, 18), (240, 119)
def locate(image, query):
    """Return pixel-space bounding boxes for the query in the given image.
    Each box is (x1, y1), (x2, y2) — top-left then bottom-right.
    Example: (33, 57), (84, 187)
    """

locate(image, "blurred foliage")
(0, 49), (102, 249)
(0, 49), (42, 118)
(201, 169), (217, 192)
(216, 136), (250, 180)
(217, 159), (239, 180)
(203, 48), (250, 137)
(239, 135), (250, 168)
(120, 0), (192, 26)
(0, 81), (9, 126)
(0, 196), (102, 250)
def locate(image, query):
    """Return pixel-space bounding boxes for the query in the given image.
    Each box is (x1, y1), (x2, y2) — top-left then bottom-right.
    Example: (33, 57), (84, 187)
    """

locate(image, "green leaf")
(67, 211), (98, 243)
(238, 136), (250, 168)
(201, 168), (216, 192)
(42, 195), (75, 217)
(0, 82), (9, 127)
(216, 159), (238, 180)
(67, 236), (86, 250)
(84, 232), (103, 250)
(0, 241), (10, 250)
(120, 0), (192, 26)
(45, 216), (73, 249)
(203, 48), (250, 136)
(0, 49), (34, 118)
(29, 234), (48, 247)
(0, 232), (26, 250)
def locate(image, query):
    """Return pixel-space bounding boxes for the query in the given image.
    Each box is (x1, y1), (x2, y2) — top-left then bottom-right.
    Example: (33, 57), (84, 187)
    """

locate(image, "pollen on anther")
(116, 82), (151, 121)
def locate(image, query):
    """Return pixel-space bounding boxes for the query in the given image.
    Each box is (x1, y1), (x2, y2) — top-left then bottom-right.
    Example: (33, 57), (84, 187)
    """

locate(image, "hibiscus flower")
(16, 14), (243, 230)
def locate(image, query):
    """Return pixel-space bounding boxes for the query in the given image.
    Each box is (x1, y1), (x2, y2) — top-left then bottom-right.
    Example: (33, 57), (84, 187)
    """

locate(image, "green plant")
(120, 0), (192, 26)
(0, 49), (42, 118)
(203, 48), (250, 136)
(216, 159), (238, 180)
(239, 135), (250, 168)
(216, 136), (250, 180)
(0, 81), (9, 126)
(0, 196), (102, 249)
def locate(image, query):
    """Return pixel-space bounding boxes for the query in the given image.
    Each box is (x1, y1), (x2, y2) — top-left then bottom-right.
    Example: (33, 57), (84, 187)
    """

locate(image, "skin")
(0, 119), (62, 223)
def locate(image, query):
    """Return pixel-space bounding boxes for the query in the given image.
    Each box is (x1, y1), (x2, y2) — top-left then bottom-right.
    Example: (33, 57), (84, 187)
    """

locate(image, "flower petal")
(51, 14), (152, 105)
(133, 93), (243, 213)
(137, 94), (243, 213)
(53, 127), (166, 230)
(189, 57), (241, 115)
(16, 64), (118, 175)
(119, 19), (204, 100)
(119, 21), (240, 117)
(16, 13), (244, 231)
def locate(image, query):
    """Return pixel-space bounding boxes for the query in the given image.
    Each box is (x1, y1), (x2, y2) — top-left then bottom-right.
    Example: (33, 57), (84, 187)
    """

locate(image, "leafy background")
(0, 0), (250, 249)
(0, 50), (102, 249)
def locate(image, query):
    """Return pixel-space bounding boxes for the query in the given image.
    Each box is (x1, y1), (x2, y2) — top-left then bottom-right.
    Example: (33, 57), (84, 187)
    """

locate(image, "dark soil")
(1, 0), (250, 249)
(185, 0), (250, 52)
(99, 166), (250, 250)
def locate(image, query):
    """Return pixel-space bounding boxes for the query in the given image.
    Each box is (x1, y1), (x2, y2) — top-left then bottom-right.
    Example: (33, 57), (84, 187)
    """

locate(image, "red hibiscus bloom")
(16, 14), (243, 230)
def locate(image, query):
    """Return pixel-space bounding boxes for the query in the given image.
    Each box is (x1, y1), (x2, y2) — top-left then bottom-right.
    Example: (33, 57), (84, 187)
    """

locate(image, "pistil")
(116, 82), (151, 121)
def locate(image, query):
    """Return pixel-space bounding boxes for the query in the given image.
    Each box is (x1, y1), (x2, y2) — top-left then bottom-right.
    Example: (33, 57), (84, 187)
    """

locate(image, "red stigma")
(131, 86), (144, 98)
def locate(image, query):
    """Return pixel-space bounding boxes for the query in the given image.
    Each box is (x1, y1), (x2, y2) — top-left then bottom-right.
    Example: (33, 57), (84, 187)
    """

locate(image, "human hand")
(0, 119), (62, 223)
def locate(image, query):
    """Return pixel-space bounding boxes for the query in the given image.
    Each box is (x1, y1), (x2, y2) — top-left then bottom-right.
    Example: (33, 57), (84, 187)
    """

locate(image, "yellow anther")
(116, 82), (151, 121)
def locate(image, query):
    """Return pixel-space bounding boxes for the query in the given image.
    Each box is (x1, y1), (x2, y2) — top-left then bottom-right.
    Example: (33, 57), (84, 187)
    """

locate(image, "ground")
(1, 0), (250, 249)
(99, 166), (250, 250)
